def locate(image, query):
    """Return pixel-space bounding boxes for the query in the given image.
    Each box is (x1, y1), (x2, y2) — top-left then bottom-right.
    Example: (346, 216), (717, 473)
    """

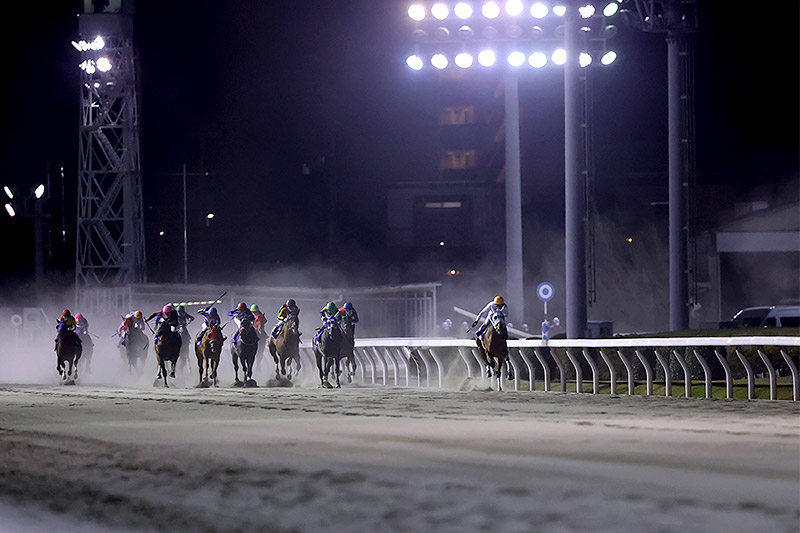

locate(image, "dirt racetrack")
(0, 383), (798, 533)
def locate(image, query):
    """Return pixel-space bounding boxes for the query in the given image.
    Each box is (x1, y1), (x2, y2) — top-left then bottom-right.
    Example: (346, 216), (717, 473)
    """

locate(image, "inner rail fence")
(297, 336), (800, 401)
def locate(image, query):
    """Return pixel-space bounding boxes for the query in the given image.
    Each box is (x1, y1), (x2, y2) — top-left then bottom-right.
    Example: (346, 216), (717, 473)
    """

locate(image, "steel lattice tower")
(75, 10), (146, 296)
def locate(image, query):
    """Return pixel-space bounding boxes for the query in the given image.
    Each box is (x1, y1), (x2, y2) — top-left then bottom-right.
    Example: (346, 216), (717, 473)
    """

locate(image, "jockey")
(122, 310), (146, 331)
(338, 302), (359, 332)
(228, 302), (255, 328)
(250, 304), (268, 336)
(147, 304), (179, 337)
(54, 309), (80, 350)
(175, 304), (194, 332)
(271, 299), (300, 338)
(74, 313), (90, 337)
(319, 301), (339, 322)
(472, 296), (509, 338)
(196, 306), (221, 343)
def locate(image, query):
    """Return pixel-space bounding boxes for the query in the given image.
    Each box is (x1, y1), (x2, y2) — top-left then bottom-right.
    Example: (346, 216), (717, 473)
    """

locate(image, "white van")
(729, 305), (800, 329)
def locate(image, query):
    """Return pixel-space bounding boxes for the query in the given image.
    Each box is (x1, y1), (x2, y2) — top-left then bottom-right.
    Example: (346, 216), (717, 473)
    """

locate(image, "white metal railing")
(298, 337), (800, 401)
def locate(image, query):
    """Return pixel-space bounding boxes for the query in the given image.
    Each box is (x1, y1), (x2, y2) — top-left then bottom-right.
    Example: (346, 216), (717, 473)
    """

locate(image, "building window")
(440, 105), (476, 125)
(441, 149), (477, 170)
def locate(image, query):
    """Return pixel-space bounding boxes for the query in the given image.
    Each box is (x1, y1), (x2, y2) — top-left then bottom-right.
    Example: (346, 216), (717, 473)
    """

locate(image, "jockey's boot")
(271, 324), (281, 339)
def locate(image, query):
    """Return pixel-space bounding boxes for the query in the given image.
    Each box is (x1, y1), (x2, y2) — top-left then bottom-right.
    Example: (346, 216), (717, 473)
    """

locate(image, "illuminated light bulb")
(406, 55), (424, 70)
(528, 51), (547, 68)
(477, 49), (497, 66)
(507, 50), (525, 66)
(408, 4), (426, 21)
(482, 1), (500, 18)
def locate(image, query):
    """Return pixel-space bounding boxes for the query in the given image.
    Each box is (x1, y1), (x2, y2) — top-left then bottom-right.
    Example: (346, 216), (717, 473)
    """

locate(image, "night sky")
(0, 1), (797, 296)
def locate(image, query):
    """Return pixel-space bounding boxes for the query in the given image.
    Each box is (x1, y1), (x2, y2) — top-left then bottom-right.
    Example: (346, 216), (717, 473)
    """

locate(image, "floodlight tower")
(73, 0), (146, 298)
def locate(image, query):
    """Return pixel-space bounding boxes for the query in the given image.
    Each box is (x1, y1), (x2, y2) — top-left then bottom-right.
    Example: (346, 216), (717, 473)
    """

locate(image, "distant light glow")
(78, 60), (96, 74)
(455, 52), (474, 68)
(505, 0), (523, 16)
(579, 52), (592, 67)
(552, 4), (566, 16)
(431, 3), (449, 20)
(552, 48), (567, 64)
(507, 50), (526, 66)
(458, 25), (475, 38)
(579, 4), (596, 18)
(406, 55), (424, 70)
(34, 184), (45, 199)
(96, 57), (112, 72)
(4, 204), (15, 217)
(601, 50), (617, 64)
(528, 51), (547, 68)
(439, 241), (446, 246)
(159, 230), (165, 236)
(530, 2), (548, 18)
(454, 2), (473, 19)
(626, 237), (633, 243)
(477, 49), (497, 66)
(603, 2), (619, 16)
(431, 53), (449, 69)
(206, 213), (215, 219)
(482, 1), (500, 18)
(408, 4), (426, 21)
(448, 268), (461, 276)
(3, 186), (12, 200)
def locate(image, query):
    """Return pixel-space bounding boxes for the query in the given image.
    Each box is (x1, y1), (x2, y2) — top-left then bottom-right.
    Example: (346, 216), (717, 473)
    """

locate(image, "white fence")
(298, 337), (800, 401)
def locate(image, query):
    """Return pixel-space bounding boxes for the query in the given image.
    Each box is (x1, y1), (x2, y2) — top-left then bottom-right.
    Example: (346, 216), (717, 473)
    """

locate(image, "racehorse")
(268, 314), (301, 380)
(231, 319), (259, 385)
(339, 321), (358, 383)
(55, 322), (82, 382)
(195, 324), (224, 386)
(313, 318), (343, 388)
(475, 311), (509, 390)
(120, 320), (148, 375)
(154, 319), (182, 388)
(177, 322), (192, 376)
(78, 330), (94, 376)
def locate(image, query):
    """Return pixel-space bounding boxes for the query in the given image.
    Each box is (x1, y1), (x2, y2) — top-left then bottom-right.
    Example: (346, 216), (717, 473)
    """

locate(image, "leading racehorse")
(231, 319), (259, 385)
(55, 322), (82, 382)
(475, 311), (509, 390)
(195, 324), (224, 387)
(154, 319), (182, 388)
(268, 314), (301, 380)
(314, 317), (343, 388)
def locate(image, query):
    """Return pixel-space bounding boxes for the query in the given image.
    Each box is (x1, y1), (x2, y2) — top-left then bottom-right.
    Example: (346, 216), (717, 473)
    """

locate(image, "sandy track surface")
(0, 384), (798, 532)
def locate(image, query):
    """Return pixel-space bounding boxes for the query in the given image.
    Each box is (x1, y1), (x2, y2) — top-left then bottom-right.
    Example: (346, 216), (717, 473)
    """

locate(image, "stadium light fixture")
(431, 3), (449, 20)
(431, 53), (449, 69)
(603, 2), (619, 16)
(530, 2), (548, 18)
(552, 48), (566, 64)
(478, 49), (497, 67)
(406, 54), (424, 70)
(507, 50), (526, 66)
(601, 50), (617, 65)
(579, 52), (592, 67)
(454, 2), (473, 20)
(455, 52), (474, 68)
(552, 4), (567, 16)
(206, 212), (215, 219)
(34, 184), (45, 199)
(505, 0), (523, 17)
(482, 1), (500, 18)
(408, 4), (426, 21)
(579, 5), (596, 18)
(4, 203), (15, 217)
(528, 51), (547, 68)
(70, 36), (105, 52)
(3, 186), (13, 200)
(96, 57), (112, 72)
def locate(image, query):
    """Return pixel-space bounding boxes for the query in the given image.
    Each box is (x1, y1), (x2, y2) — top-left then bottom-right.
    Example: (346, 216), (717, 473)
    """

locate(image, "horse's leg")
(170, 358), (176, 378)
(316, 351), (325, 386)
(335, 357), (342, 388)
(159, 356), (169, 388)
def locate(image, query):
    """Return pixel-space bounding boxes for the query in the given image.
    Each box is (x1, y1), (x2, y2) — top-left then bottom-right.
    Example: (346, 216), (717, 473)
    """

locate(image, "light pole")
(161, 164), (209, 283)
(404, 1), (620, 335)
(3, 182), (49, 284)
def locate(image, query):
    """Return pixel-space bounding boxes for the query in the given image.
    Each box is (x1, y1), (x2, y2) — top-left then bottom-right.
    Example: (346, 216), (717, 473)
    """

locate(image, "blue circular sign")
(536, 282), (554, 302)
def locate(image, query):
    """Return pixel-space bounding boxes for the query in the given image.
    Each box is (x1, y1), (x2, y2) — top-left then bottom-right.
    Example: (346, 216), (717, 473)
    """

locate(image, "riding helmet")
(343, 302), (354, 311)
(75, 313), (83, 320)
(134, 310), (143, 318)
(176, 305), (185, 313)
(208, 307), (217, 315)
(250, 304), (260, 312)
(286, 299), (297, 309)
(62, 309), (70, 316)
(237, 302), (247, 311)
(162, 304), (173, 314)
(493, 295), (504, 305)
(325, 302), (337, 315)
